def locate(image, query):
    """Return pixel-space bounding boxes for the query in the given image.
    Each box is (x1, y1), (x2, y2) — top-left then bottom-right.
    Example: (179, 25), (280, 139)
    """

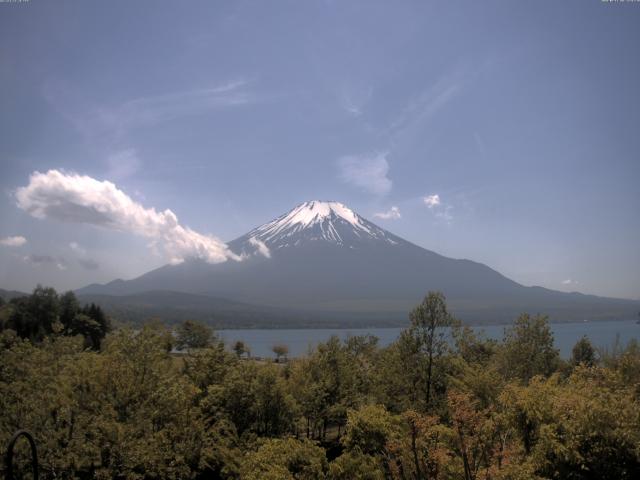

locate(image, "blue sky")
(0, 0), (638, 299)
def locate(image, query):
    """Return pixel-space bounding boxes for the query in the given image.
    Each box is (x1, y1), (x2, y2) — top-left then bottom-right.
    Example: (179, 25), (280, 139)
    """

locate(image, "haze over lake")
(218, 319), (640, 359)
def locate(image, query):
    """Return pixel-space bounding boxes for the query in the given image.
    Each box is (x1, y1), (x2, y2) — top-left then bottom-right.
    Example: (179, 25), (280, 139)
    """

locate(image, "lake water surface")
(218, 319), (640, 359)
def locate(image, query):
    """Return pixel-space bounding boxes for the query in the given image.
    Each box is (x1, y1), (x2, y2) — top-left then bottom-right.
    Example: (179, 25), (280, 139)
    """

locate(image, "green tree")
(452, 324), (497, 366)
(233, 340), (249, 358)
(69, 313), (103, 349)
(204, 362), (296, 438)
(500, 368), (640, 479)
(82, 303), (110, 340)
(329, 450), (385, 480)
(600, 338), (640, 395)
(58, 290), (80, 332)
(182, 338), (236, 392)
(571, 336), (596, 367)
(345, 334), (379, 401)
(55, 300), (110, 350)
(84, 325), (210, 478)
(272, 343), (289, 363)
(408, 291), (455, 408)
(204, 361), (258, 436)
(251, 365), (297, 436)
(288, 356), (327, 439)
(0, 297), (10, 331)
(446, 390), (521, 480)
(240, 437), (327, 480)
(499, 313), (560, 382)
(315, 336), (358, 439)
(375, 329), (425, 412)
(342, 404), (397, 456)
(0, 325), (220, 479)
(385, 410), (450, 480)
(175, 319), (213, 350)
(7, 285), (60, 342)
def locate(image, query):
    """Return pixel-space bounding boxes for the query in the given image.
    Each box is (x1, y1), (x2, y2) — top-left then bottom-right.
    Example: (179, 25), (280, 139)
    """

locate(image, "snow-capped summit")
(271, 201), (362, 230)
(232, 200), (400, 254)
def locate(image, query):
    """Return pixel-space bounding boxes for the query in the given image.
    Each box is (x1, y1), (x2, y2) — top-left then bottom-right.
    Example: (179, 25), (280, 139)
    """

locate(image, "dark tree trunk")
(411, 421), (423, 480)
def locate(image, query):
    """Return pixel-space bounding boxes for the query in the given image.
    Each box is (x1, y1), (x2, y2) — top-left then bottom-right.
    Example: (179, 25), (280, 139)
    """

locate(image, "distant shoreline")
(214, 319), (640, 359)
(212, 317), (639, 331)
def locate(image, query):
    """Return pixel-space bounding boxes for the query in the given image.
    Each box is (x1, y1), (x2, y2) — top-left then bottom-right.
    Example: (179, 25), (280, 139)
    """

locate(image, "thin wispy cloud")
(388, 75), (461, 143)
(393, 83), (458, 132)
(0, 236), (27, 247)
(337, 152), (392, 195)
(69, 242), (86, 255)
(435, 205), (454, 224)
(43, 79), (253, 141)
(562, 279), (579, 286)
(344, 103), (362, 117)
(339, 67), (472, 206)
(105, 80), (250, 133)
(384, 62), (485, 153)
(373, 206), (401, 220)
(106, 149), (142, 179)
(15, 170), (241, 265)
(78, 258), (100, 270)
(473, 132), (487, 157)
(340, 85), (373, 118)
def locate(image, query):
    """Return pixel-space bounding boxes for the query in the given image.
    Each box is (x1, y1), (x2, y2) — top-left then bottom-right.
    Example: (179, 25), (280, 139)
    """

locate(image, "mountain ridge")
(76, 201), (640, 325)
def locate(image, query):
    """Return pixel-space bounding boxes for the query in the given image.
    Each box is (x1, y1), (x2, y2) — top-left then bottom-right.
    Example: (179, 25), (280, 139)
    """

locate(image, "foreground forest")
(1, 289), (639, 479)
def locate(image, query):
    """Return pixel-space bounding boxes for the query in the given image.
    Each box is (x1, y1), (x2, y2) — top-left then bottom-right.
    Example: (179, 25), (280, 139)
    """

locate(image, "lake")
(217, 319), (640, 359)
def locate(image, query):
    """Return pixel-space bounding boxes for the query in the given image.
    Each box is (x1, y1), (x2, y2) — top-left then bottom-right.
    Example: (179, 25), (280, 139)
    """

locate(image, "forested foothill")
(1, 289), (639, 479)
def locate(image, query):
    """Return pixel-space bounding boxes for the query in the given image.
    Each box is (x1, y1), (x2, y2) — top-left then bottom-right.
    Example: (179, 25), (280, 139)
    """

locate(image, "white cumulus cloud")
(373, 206), (401, 220)
(423, 194), (441, 208)
(422, 194), (453, 224)
(15, 170), (241, 265)
(338, 152), (392, 195)
(0, 235), (27, 247)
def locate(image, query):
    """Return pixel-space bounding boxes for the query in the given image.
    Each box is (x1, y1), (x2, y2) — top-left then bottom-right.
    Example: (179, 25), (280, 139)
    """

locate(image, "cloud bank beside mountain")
(15, 170), (241, 265)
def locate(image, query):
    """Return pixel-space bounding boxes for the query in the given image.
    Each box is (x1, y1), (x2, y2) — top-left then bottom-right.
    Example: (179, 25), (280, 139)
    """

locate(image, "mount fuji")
(77, 201), (639, 326)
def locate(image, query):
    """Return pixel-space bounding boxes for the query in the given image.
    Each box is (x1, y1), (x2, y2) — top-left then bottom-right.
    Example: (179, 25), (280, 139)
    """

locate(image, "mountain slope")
(78, 201), (639, 325)
(0, 288), (29, 302)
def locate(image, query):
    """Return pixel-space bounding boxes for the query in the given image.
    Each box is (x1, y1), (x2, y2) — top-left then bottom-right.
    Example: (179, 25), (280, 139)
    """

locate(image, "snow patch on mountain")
(236, 200), (401, 250)
(257, 201), (368, 235)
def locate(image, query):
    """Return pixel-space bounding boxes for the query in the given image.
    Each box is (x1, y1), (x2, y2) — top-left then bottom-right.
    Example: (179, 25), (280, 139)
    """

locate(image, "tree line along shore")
(1, 288), (639, 479)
